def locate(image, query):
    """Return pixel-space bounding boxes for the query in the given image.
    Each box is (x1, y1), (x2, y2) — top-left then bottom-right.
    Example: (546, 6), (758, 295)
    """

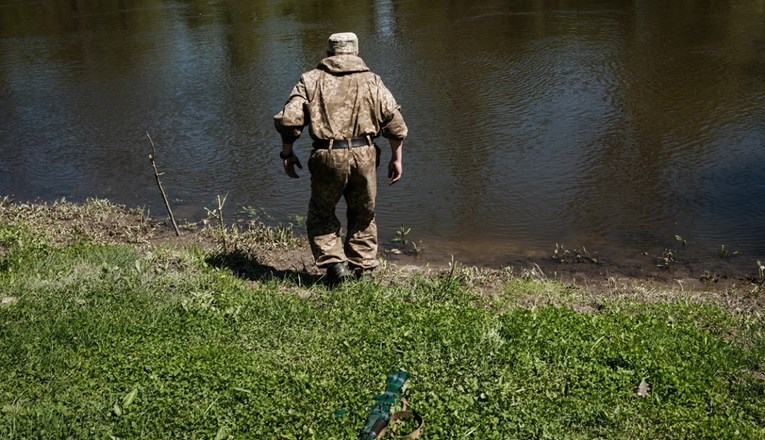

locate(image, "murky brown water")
(2, 0), (764, 274)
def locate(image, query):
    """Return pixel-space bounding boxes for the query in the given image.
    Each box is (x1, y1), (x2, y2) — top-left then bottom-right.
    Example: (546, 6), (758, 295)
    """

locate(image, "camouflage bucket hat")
(328, 32), (358, 54)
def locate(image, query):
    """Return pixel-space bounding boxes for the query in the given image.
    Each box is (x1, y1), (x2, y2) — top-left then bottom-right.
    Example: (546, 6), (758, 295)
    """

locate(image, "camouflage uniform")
(274, 53), (407, 271)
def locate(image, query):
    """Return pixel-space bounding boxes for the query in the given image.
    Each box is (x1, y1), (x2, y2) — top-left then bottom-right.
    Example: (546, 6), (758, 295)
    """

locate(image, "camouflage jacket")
(274, 55), (408, 144)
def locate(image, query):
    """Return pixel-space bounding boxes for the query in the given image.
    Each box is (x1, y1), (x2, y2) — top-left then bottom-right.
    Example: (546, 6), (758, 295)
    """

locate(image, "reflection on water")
(1, 0), (764, 271)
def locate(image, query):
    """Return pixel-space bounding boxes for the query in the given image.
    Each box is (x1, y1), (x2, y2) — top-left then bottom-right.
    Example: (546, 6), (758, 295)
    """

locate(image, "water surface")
(2, 0), (764, 273)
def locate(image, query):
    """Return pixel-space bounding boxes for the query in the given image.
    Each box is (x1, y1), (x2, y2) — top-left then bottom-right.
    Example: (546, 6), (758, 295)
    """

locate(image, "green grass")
(1, 222), (764, 438)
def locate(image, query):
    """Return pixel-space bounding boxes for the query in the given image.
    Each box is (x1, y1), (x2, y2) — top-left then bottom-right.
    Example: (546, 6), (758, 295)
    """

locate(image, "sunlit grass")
(1, 201), (764, 438)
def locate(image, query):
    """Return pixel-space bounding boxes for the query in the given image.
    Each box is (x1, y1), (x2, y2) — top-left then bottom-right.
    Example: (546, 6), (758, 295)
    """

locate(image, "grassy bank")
(1, 199), (764, 438)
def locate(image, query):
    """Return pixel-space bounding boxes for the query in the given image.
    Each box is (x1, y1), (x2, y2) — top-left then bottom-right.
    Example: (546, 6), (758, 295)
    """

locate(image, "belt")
(313, 136), (372, 149)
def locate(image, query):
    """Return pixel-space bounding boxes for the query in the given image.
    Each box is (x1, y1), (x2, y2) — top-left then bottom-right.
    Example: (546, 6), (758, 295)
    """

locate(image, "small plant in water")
(392, 225), (411, 244)
(553, 243), (570, 263)
(288, 214), (306, 228)
(758, 260), (764, 280)
(656, 248), (675, 270)
(553, 243), (598, 264)
(700, 270), (719, 284)
(719, 244), (739, 259)
(240, 205), (279, 224)
(391, 225), (422, 255)
(240, 205), (262, 219)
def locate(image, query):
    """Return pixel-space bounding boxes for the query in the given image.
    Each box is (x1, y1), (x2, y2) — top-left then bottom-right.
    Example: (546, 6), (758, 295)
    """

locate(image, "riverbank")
(3, 196), (763, 296)
(1, 196), (763, 317)
(1, 198), (764, 438)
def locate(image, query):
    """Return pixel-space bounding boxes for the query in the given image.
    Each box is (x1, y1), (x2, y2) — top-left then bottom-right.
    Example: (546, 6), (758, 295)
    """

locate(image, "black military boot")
(325, 262), (350, 287)
(348, 263), (371, 281)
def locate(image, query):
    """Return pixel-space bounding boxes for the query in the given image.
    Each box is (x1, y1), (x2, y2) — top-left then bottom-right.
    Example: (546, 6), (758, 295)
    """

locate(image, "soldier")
(274, 32), (408, 285)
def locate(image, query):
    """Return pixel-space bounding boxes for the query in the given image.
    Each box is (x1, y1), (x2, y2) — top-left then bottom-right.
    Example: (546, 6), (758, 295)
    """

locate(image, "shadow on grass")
(205, 248), (324, 287)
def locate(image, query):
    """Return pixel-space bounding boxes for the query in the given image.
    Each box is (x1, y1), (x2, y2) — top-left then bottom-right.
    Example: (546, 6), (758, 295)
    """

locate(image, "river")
(1, 0), (764, 275)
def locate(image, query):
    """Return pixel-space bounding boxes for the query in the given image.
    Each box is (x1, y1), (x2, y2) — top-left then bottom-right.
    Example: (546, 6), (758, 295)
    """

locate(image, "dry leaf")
(1, 297), (17, 305)
(636, 378), (651, 398)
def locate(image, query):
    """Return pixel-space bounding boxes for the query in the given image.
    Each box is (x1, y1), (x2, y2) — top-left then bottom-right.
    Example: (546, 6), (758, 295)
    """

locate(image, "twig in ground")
(146, 131), (180, 236)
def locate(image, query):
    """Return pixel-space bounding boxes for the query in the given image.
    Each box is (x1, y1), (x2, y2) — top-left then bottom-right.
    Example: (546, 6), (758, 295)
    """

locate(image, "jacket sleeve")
(376, 78), (408, 141)
(274, 75), (309, 144)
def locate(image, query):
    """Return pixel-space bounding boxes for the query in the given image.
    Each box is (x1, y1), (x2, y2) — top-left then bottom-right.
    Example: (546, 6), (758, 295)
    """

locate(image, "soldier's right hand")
(388, 158), (402, 185)
(283, 155), (303, 178)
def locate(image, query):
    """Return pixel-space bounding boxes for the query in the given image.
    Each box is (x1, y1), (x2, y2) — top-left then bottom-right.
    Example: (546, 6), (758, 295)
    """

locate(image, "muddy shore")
(2, 197), (763, 301)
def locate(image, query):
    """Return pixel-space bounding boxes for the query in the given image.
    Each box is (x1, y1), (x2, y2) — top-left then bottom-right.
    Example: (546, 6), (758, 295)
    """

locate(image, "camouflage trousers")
(307, 144), (381, 271)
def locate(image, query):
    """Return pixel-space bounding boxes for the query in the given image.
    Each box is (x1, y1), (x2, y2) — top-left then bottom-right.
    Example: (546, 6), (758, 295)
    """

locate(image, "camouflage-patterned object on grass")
(358, 370), (409, 440)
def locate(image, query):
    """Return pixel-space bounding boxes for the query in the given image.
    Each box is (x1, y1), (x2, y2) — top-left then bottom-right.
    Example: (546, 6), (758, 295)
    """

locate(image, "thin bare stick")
(146, 131), (180, 236)
(216, 193), (227, 251)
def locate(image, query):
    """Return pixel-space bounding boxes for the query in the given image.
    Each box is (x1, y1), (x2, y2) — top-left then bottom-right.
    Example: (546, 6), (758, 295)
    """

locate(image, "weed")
(203, 196), (303, 252)
(700, 271), (720, 284)
(719, 244), (739, 258)
(240, 205), (264, 220)
(239, 205), (280, 224)
(202, 194), (228, 249)
(521, 262), (548, 282)
(751, 260), (765, 292)
(553, 243), (599, 264)
(391, 225), (422, 255)
(652, 235), (707, 271)
(656, 248), (676, 270)
(287, 214), (306, 228)
(553, 242), (569, 262)
(232, 207), (303, 250)
(392, 224), (410, 245)
(250, 222), (300, 248)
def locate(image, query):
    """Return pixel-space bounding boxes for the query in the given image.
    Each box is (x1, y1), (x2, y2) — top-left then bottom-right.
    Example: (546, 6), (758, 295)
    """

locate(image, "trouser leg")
(307, 149), (348, 268)
(344, 145), (380, 270)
